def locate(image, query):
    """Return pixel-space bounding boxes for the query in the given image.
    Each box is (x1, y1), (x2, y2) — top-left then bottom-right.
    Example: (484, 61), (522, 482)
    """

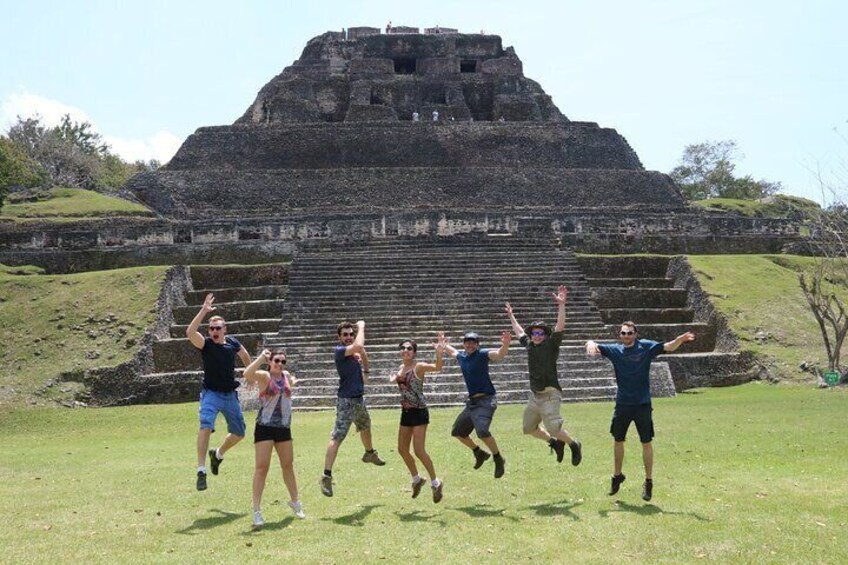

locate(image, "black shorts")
(400, 407), (430, 427)
(254, 423), (292, 443)
(610, 404), (654, 443)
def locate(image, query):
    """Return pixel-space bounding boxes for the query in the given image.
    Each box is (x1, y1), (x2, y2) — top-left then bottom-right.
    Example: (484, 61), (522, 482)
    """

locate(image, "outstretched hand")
(260, 349), (272, 362)
(553, 285), (568, 305)
(679, 332), (696, 343)
(434, 331), (447, 352)
(202, 293), (216, 313)
(501, 330), (513, 346)
(504, 302), (514, 317)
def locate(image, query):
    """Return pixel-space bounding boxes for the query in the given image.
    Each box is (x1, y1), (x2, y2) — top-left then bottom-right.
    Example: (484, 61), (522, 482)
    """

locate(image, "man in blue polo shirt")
(186, 293), (252, 491)
(444, 331), (511, 478)
(586, 321), (695, 501)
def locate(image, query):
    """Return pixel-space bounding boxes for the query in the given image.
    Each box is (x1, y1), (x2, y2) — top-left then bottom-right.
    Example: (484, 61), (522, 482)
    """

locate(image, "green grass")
(0, 266), (167, 404)
(0, 384), (845, 563)
(0, 188), (153, 221)
(691, 195), (820, 218)
(687, 255), (848, 380)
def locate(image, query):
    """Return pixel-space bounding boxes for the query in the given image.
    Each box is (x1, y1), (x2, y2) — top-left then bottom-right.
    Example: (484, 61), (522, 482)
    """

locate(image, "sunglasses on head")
(272, 358), (286, 364)
(209, 326), (224, 331)
(620, 330), (635, 336)
(399, 345), (414, 351)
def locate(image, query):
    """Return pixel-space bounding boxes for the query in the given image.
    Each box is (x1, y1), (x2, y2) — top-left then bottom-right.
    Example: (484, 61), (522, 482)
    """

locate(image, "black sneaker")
(570, 440), (583, 466)
(608, 474), (625, 495)
(473, 448), (491, 469)
(411, 478), (424, 499)
(549, 439), (566, 463)
(642, 479), (653, 501)
(493, 454), (505, 479)
(196, 471), (207, 491)
(208, 449), (222, 475)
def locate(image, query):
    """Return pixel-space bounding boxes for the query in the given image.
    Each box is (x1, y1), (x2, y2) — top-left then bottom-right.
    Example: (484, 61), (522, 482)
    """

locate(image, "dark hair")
(620, 321), (638, 333)
(337, 321), (356, 336)
(270, 348), (287, 363)
(398, 339), (418, 352)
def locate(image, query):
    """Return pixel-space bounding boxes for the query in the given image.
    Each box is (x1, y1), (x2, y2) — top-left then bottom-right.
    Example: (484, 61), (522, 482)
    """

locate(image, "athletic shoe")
(493, 454), (505, 479)
(362, 450), (386, 466)
(252, 510), (264, 529)
(609, 474), (626, 495)
(288, 500), (306, 519)
(196, 471), (207, 491)
(432, 481), (444, 504)
(642, 479), (653, 501)
(320, 474), (334, 497)
(473, 448), (491, 469)
(570, 440), (583, 466)
(208, 449), (223, 475)
(411, 478), (424, 499)
(549, 439), (566, 463)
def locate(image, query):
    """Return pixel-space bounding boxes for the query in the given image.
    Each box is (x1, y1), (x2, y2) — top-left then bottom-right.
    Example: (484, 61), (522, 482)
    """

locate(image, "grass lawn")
(0, 188), (153, 221)
(0, 266), (167, 404)
(0, 383), (845, 564)
(690, 195), (820, 218)
(687, 255), (848, 380)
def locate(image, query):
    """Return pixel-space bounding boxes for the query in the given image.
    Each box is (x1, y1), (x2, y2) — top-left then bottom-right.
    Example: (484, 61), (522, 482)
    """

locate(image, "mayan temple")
(0, 27), (800, 406)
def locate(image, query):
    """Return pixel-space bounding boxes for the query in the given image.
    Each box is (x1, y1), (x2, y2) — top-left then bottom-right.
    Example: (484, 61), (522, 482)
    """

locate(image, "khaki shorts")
(522, 388), (564, 435)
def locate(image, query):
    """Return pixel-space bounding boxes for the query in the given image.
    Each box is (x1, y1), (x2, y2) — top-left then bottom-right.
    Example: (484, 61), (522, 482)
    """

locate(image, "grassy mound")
(0, 265), (167, 405)
(0, 188), (153, 221)
(691, 194), (820, 218)
(0, 384), (844, 562)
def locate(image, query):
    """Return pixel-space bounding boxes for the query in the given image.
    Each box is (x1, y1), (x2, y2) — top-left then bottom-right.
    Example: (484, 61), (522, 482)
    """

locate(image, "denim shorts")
(198, 389), (246, 436)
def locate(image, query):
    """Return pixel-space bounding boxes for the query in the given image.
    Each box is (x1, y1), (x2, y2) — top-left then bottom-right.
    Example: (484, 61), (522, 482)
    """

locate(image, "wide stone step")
(170, 319), (280, 337)
(599, 307), (694, 324)
(190, 264), (288, 290)
(593, 288), (688, 308)
(279, 309), (603, 322)
(152, 334), (264, 373)
(185, 285), (288, 305)
(173, 299), (286, 325)
(600, 323), (715, 352)
(586, 277), (674, 288)
(576, 256), (672, 278)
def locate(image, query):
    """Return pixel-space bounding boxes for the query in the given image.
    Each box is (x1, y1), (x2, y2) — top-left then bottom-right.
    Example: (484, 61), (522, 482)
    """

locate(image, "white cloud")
(1, 89), (181, 164)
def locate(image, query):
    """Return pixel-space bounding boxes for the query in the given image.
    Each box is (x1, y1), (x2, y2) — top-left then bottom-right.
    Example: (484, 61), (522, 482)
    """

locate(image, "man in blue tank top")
(444, 330), (512, 479)
(186, 293), (252, 492)
(586, 321), (695, 501)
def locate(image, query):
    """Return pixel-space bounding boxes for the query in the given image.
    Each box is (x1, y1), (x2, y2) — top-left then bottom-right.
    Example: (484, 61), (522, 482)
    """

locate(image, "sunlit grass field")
(1, 383), (845, 564)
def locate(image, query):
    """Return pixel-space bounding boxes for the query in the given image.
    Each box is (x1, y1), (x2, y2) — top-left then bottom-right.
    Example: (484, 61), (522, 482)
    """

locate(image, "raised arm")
(505, 302), (524, 337)
(359, 348), (370, 384)
(243, 349), (271, 386)
(186, 293), (215, 349)
(585, 340), (601, 357)
(415, 331), (446, 378)
(553, 285), (568, 333)
(344, 320), (367, 356)
(443, 337), (459, 359)
(488, 330), (512, 362)
(663, 331), (696, 352)
(237, 345), (251, 367)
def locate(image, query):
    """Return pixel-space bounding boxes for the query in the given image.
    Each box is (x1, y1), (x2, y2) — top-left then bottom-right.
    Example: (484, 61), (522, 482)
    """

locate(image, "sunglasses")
(341, 332), (355, 337)
(272, 358), (286, 365)
(531, 330), (546, 337)
(620, 331), (635, 336)
(209, 326), (224, 331)
(399, 346), (415, 351)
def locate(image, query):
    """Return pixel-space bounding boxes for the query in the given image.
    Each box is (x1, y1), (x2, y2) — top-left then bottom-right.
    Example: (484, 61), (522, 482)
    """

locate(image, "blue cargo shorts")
(198, 389), (246, 437)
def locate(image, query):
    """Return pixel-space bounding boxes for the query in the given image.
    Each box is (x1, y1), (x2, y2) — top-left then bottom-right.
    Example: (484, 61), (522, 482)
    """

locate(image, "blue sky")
(2, 0), (845, 202)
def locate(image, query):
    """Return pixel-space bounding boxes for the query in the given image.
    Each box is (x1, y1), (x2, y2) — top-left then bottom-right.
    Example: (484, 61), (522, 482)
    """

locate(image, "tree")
(0, 137), (46, 209)
(670, 139), (782, 201)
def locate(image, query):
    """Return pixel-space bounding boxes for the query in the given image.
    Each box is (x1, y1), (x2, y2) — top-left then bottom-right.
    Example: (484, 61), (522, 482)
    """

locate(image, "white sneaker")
(288, 500), (306, 519)
(252, 510), (265, 528)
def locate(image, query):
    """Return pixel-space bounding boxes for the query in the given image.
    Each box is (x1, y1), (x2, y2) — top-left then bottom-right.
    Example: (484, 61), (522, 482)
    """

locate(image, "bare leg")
(642, 441), (653, 480)
(480, 435), (500, 454)
(276, 441), (298, 502)
(197, 428), (212, 467)
(360, 428), (375, 451)
(528, 428), (551, 442)
(555, 429), (575, 445)
(397, 426), (418, 476)
(412, 425), (436, 480)
(217, 433), (243, 457)
(614, 441), (625, 475)
(324, 439), (341, 471)
(253, 441), (273, 511)
(455, 435), (477, 450)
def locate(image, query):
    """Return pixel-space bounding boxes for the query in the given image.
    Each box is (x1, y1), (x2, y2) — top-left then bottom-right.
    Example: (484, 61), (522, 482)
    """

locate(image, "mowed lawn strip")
(0, 383), (845, 564)
(0, 188), (153, 221)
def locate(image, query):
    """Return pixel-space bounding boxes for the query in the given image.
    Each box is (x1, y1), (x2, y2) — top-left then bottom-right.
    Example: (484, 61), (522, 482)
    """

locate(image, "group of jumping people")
(186, 286), (695, 528)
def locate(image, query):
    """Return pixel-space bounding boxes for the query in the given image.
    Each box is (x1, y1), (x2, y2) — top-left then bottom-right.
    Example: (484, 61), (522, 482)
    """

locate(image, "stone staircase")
(263, 238), (669, 409)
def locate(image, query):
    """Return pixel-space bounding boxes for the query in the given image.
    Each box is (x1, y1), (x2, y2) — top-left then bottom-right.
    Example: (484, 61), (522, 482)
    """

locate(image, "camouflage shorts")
(331, 396), (371, 442)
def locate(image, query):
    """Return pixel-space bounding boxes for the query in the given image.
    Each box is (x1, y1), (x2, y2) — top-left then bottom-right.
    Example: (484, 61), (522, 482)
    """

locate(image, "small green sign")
(823, 372), (840, 386)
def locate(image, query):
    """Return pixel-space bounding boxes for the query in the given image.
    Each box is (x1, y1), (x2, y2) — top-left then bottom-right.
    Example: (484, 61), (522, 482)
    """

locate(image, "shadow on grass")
(394, 509), (447, 526)
(240, 516), (295, 535)
(454, 504), (520, 523)
(176, 509), (247, 534)
(323, 504), (383, 527)
(599, 500), (709, 521)
(524, 499), (583, 521)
